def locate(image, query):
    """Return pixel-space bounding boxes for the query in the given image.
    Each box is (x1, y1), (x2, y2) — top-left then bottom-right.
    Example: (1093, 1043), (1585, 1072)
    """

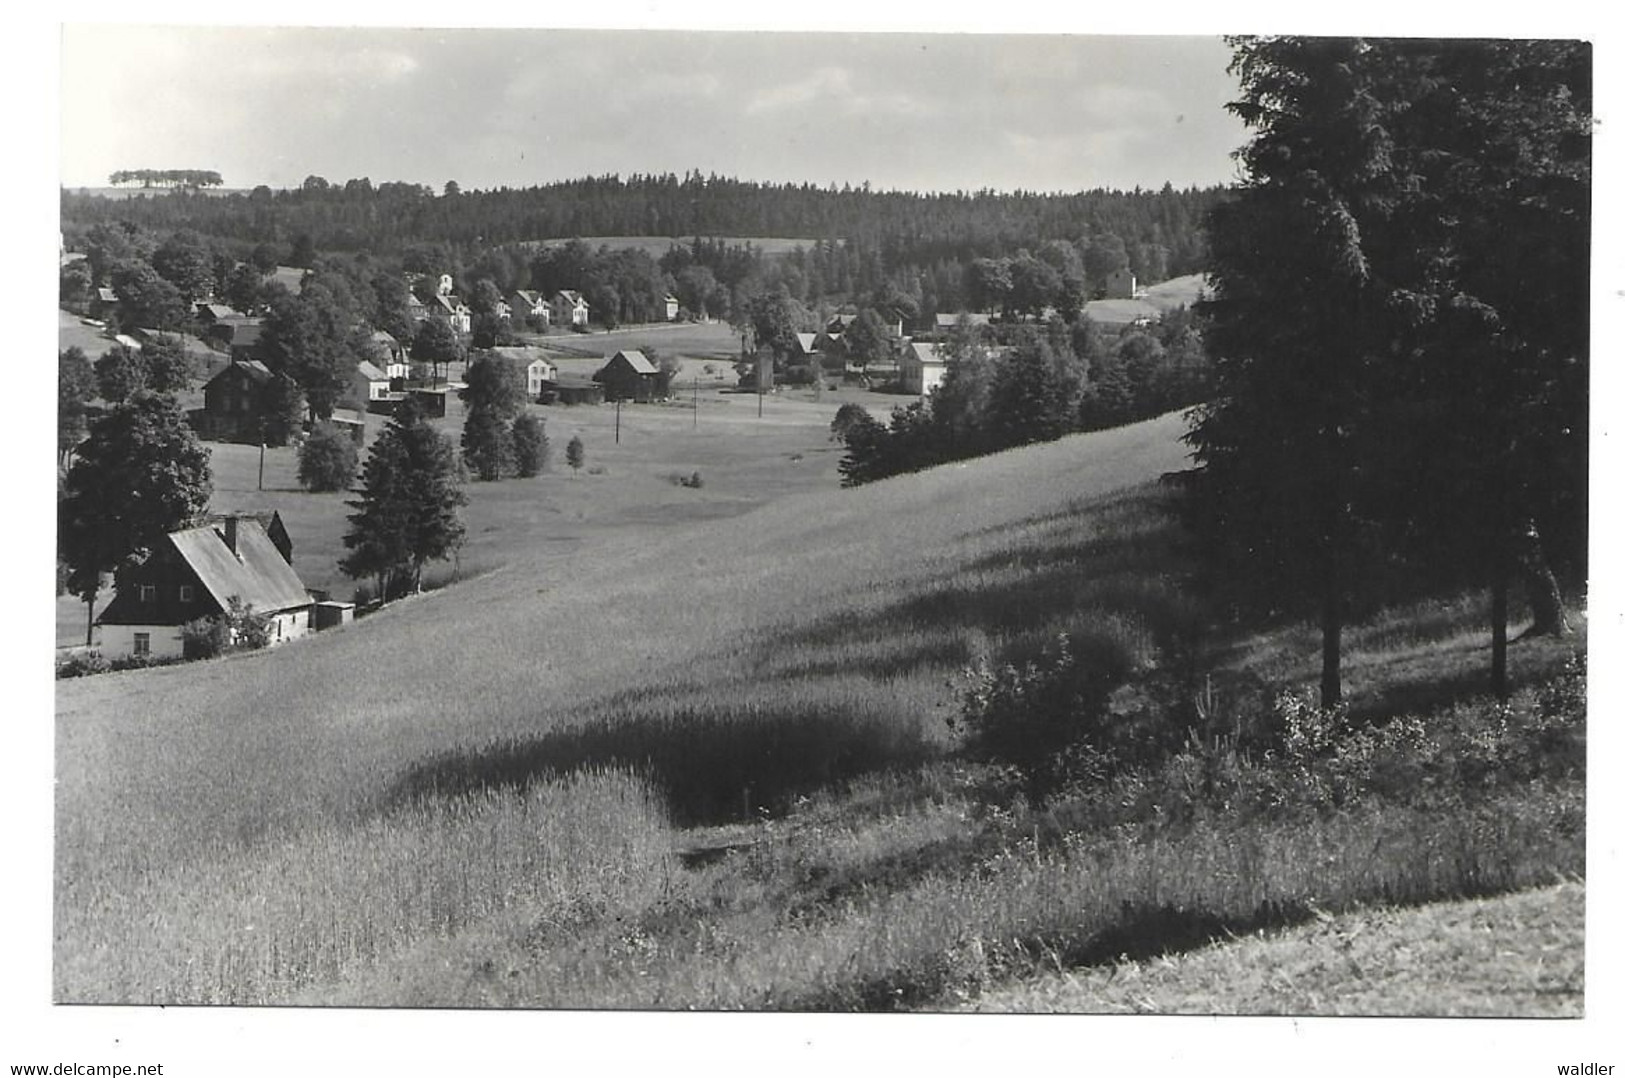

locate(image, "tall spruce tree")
(1192, 37), (1411, 706)
(340, 398), (467, 599)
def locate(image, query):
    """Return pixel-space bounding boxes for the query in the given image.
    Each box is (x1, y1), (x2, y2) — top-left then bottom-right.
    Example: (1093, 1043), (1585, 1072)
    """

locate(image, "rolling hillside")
(56, 413), (1192, 867)
(54, 410), (1583, 1010)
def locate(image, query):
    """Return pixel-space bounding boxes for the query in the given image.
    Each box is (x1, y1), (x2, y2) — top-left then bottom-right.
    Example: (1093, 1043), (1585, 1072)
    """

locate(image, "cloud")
(745, 66), (855, 114)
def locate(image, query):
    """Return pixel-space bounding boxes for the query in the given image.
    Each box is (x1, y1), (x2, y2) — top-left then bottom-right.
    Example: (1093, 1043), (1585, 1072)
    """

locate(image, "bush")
(948, 631), (1142, 802)
(225, 597), (273, 651)
(298, 423), (359, 492)
(181, 615), (231, 659)
(56, 650), (111, 679)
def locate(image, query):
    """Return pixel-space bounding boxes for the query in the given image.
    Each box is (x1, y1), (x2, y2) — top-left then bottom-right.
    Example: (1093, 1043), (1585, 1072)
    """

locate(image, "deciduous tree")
(59, 393), (213, 645)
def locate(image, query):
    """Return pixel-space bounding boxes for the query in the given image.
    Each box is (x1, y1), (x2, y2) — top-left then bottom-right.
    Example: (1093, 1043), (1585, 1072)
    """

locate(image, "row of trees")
(834, 312), (1208, 485)
(1187, 37), (1589, 706)
(108, 169), (224, 189)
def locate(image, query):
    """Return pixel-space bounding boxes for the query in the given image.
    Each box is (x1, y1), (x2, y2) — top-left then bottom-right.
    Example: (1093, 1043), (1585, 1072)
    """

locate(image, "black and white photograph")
(19, 4), (1618, 1074)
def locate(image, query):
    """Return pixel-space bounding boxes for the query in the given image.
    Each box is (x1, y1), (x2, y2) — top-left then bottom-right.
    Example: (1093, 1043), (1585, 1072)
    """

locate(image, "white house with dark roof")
(94, 516), (315, 659)
(899, 340), (949, 397)
(352, 359), (392, 403)
(427, 293), (471, 334)
(493, 346), (557, 399)
(508, 289), (551, 326)
(370, 330), (410, 381)
(551, 290), (591, 328)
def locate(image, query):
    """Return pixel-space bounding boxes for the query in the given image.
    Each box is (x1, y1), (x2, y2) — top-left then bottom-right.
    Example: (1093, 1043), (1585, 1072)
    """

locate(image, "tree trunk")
(84, 594), (95, 648)
(1515, 520), (1570, 638)
(1320, 451), (1344, 709)
(1320, 565), (1342, 708)
(1491, 570), (1509, 702)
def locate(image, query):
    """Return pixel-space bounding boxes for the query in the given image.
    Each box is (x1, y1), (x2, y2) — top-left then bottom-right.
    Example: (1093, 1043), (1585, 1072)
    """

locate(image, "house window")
(139, 585), (156, 603)
(179, 585), (194, 603)
(132, 633), (150, 656)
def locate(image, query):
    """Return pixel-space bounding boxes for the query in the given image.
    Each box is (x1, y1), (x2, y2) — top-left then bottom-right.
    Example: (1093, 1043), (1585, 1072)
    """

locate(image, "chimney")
(223, 515), (239, 556)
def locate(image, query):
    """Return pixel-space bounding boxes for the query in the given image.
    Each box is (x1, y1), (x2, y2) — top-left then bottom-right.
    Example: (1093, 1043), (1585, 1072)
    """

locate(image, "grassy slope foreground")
(53, 412), (1584, 1009)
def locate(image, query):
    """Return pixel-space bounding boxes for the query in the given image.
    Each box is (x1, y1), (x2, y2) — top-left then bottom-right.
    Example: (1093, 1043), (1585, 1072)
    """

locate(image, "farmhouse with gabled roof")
(95, 515), (316, 659)
(508, 289), (551, 327)
(552, 290), (590, 328)
(191, 359), (276, 442)
(594, 349), (668, 402)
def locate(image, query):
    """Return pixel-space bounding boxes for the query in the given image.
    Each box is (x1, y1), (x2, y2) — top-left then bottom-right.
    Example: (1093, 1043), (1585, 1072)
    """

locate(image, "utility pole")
(693, 376), (699, 428)
(615, 397), (622, 444)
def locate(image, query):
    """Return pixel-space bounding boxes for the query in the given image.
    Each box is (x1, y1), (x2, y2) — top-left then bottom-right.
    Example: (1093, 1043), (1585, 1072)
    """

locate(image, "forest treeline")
(62, 173), (1220, 313)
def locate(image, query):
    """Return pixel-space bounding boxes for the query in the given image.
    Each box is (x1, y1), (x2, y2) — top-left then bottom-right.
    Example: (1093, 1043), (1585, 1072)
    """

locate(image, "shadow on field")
(768, 486), (1200, 682)
(381, 701), (935, 827)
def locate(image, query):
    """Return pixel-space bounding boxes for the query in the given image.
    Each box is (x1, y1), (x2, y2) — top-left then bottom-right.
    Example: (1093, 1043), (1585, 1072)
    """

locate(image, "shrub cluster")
(951, 624), (1587, 823)
(55, 650), (185, 679)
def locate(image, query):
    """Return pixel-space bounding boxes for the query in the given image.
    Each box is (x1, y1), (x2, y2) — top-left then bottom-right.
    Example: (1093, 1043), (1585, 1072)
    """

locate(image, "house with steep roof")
(352, 359), (393, 405)
(508, 290), (551, 327)
(492, 346), (557, 399)
(663, 293), (681, 321)
(426, 293), (471, 334)
(95, 515), (316, 659)
(551, 290), (591, 328)
(1104, 267), (1138, 300)
(191, 359), (276, 442)
(594, 349), (668, 402)
(370, 330), (410, 382)
(900, 341), (949, 397)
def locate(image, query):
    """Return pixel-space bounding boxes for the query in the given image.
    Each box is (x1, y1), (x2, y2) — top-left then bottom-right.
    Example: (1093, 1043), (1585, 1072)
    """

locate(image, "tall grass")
(55, 769), (673, 1004)
(316, 781), (1581, 1011)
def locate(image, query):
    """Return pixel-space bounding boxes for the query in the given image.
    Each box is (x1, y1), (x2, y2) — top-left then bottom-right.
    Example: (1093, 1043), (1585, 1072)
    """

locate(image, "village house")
(508, 290), (551, 327)
(351, 360), (393, 407)
(594, 349), (669, 402)
(1104, 267), (1138, 300)
(663, 293), (680, 321)
(94, 514), (315, 660)
(426, 293), (471, 334)
(370, 330), (411, 383)
(91, 286), (119, 320)
(492, 346), (557, 400)
(190, 359), (276, 442)
(551, 290), (591, 328)
(899, 340), (949, 397)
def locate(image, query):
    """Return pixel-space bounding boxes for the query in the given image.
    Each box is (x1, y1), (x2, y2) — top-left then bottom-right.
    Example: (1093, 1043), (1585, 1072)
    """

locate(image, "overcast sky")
(60, 26), (1251, 194)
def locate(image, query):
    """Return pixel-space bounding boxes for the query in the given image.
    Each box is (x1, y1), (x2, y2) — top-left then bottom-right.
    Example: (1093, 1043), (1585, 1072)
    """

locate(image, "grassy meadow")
(53, 410), (1586, 1009)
